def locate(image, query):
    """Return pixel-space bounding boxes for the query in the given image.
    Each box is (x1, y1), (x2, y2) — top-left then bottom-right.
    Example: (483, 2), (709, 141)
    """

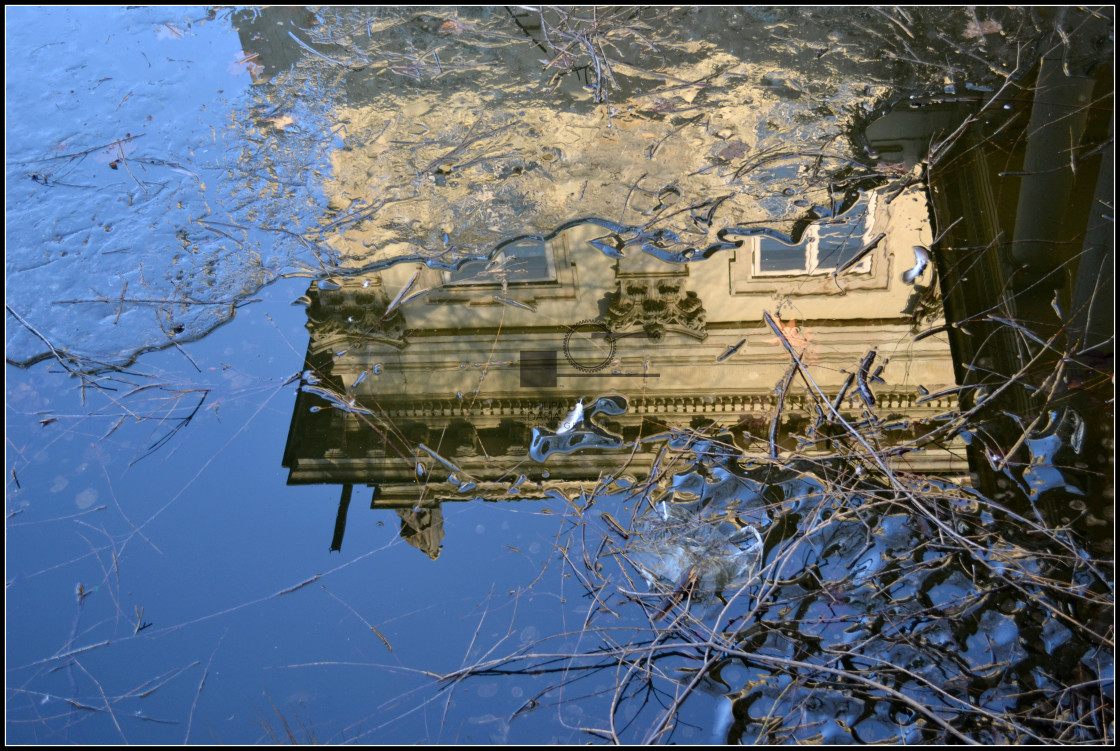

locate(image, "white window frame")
(442, 237), (556, 287)
(751, 191), (878, 277)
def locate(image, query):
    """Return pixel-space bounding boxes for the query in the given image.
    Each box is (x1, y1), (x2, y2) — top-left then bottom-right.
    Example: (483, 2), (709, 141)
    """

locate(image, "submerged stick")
(493, 295), (537, 312)
(274, 574), (322, 597)
(417, 443), (465, 475)
(856, 349), (877, 408)
(717, 339), (746, 362)
(384, 269), (420, 318)
(831, 232), (886, 277)
(769, 365), (796, 458)
(830, 372), (855, 420)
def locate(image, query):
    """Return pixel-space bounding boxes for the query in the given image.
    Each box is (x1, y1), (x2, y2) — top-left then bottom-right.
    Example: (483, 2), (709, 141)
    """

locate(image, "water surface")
(6, 6), (1113, 744)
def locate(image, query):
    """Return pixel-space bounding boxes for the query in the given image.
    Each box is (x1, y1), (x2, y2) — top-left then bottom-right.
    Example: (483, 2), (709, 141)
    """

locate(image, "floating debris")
(556, 399), (584, 434)
(529, 396), (627, 461)
(418, 443), (466, 477)
(856, 349), (877, 408)
(963, 18), (1002, 39)
(292, 295), (312, 306)
(831, 372), (855, 416)
(385, 269), (420, 317)
(629, 504), (765, 593)
(302, 384), (374, 415)
(587, 394), (628, 416)
(831, 232), (886, 277)
(493, 295), (537, 312)
(398, 288), (432, 307)
(600, 511), (629, 540)
(717, 338), (746, 362)
(651, 567), (700, 621)
(901, 245), (931, 284)
(318, 279), (343, 291)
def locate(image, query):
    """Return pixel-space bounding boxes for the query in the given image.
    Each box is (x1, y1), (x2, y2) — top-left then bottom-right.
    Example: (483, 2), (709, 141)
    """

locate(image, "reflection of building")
(282, 184), (963, 552)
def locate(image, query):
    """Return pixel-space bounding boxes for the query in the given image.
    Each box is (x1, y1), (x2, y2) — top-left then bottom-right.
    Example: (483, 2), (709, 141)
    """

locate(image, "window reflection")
(752, 192), (877, 276)
(446, 238), (553, 285)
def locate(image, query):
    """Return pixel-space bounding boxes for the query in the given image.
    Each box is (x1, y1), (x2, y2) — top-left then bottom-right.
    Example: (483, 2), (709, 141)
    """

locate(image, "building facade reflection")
(282, 183), (964, 554)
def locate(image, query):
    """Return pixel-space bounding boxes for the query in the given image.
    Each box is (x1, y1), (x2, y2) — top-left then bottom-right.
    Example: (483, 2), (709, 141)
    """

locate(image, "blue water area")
(6, 5), (1113, 745)
(4, 270), (583, 744)
(6, 6), (324, 369)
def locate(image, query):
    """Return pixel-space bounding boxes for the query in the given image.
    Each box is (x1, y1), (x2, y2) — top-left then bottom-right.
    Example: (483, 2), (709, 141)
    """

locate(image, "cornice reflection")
(282, 181), (963, 555)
